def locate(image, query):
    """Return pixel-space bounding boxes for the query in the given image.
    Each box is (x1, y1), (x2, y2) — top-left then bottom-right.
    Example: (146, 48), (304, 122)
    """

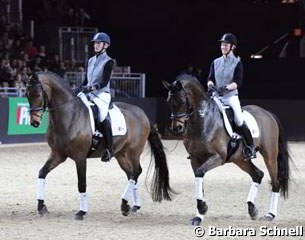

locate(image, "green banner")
(7, 97), (48, 135)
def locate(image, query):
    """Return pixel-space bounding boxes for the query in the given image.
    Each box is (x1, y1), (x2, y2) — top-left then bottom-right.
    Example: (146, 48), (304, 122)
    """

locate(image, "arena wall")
(0, 97), (305, 144)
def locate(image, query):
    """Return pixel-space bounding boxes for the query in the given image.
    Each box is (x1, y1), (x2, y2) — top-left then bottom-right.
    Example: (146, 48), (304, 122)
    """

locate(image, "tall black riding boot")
(100, 118), (114, 162)
(239, 122), (256, 160)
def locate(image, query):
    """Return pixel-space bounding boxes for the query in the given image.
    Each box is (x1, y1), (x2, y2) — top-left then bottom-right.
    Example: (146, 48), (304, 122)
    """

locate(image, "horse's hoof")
(248, 202), (258, 220)
(264, 213), (275, 221)
(190, 216), (202, 226)
(74, 210), (86, 220)
(250, 208), (258, 220)
(121, 203), (131, 216)
(131, 205), (141, 213)
(38, 205), (49, 217)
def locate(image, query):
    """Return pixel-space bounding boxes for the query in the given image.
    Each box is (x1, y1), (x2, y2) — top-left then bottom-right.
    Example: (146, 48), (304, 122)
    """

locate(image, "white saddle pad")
(78, 92), (127, 136)
(213, 97), (259, 138)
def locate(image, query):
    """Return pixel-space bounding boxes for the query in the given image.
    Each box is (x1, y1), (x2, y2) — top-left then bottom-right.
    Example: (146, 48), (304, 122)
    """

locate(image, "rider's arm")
(227, 61), (243, 90)
(207, 61), (215, 87)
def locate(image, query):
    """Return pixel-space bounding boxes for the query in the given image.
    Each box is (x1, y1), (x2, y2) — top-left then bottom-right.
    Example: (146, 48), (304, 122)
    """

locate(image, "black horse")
(26, 72), (174, 220)
(163, 74), (291, 226)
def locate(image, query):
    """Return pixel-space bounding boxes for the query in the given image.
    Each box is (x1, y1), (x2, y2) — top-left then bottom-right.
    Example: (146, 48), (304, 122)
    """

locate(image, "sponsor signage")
(7, 98), (48, 135)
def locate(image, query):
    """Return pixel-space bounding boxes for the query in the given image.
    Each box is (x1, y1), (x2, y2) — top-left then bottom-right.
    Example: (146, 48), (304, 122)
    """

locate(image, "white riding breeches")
(89, 91), (111, 122)
(220, 95), (244, 126)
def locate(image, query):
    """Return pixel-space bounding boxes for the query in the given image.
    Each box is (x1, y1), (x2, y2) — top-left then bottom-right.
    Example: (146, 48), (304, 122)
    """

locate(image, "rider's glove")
(217, 86), (228, 96)
(207, 84), (218, 97)
(81, 86), (92, 94)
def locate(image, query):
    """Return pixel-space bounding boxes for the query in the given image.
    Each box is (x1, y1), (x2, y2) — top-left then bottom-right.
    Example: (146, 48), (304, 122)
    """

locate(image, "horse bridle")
(26, 82), (48, 118)
(169, 87), (194, 121)
(26, 82), (77, 120)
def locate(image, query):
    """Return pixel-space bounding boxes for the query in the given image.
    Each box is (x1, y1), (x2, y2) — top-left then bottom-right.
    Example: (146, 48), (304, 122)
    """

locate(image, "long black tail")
(147, 123), (175, 202)
(272, 113), (291, 199)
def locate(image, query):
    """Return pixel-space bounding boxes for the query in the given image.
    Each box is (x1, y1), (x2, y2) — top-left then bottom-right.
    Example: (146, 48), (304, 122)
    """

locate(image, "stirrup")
(101, 149), (113, 162)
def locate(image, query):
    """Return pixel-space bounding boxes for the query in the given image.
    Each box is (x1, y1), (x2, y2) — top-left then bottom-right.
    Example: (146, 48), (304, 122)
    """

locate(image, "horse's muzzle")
(168, 120), (185, 135)
(30, 112), (41, 128)
(31, 121), (40, 128)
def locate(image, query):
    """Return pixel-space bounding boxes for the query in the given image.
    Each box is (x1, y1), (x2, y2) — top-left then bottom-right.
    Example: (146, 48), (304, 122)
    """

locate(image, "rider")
(206, 33), (256, 160)
(80, 32), (115, 162)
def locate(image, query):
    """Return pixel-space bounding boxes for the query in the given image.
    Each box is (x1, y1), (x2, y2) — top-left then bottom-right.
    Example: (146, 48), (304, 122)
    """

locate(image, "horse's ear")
(162, 80), (171, 90)
(29, 72), (39, 83)
(175, 80), (183, 90)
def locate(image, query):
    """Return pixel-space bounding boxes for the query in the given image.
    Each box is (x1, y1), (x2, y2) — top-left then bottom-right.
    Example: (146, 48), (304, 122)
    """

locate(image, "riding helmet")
(219, 33), (237, 46)
(91, 32), (111, 45)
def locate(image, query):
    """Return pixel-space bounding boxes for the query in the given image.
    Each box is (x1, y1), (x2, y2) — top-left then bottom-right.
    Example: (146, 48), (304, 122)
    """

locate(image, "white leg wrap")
(36, 178), (46, 200)
(132, 183), (141, 206)
(268, 192), (280, 216)
(246, 182), (260, 203)
(79, 192), (88, 212)
(121, 179), (136, 201)
(195, 177), (204, 200)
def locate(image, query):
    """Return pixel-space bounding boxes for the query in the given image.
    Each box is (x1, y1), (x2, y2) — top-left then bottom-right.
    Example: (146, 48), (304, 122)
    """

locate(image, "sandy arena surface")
(0, 140), (304, 240)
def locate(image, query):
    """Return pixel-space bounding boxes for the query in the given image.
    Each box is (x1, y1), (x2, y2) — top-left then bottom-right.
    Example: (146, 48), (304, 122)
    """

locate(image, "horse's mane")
(175, 73), (205, 95)
(37, 71), (72, 92)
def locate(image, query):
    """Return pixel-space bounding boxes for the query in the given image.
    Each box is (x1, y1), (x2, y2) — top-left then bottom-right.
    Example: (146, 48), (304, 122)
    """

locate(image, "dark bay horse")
(163, 74), (291, 226)
(26, 72), (174, 220)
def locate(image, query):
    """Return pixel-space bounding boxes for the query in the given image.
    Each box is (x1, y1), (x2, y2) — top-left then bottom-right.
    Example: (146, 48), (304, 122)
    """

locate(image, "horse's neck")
(187, 100), (221, 138)
(186, 100), (206, 137)
(47, 85), (77, 130)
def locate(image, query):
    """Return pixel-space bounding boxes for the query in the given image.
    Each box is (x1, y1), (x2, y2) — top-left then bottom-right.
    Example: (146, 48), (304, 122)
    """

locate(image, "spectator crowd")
(0, 5), (90, 97)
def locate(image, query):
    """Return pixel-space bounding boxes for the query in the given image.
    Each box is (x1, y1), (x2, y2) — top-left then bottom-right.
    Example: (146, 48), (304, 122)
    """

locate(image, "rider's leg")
(223, 95), (256, 159)
(100, 115), (114, 162)
(92, 92), (113, 162)
(239, 121), (256, 159)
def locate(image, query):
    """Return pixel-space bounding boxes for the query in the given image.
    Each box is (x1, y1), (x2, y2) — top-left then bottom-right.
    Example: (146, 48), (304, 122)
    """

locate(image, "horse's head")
(163, 80), (190, 135)
(26, 73), (47, 128)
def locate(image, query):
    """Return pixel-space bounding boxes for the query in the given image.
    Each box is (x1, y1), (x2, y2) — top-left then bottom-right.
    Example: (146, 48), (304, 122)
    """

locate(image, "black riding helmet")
(219, 33), (238, 46)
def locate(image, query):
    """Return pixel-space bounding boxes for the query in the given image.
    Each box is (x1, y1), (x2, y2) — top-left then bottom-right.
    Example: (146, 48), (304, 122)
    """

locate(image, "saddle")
(212, 96), (259, 138)
(77, 92), (127, 149)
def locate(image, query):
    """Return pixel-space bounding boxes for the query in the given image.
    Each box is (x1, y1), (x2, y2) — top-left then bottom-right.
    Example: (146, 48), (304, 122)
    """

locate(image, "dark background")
(23, 0), (305, 98)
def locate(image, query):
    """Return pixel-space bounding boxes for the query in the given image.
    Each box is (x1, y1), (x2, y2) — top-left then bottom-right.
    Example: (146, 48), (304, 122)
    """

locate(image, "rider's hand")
(217, 86), (228, 96)
(81, 86), (92, 94)
(207, 84), (217, 97)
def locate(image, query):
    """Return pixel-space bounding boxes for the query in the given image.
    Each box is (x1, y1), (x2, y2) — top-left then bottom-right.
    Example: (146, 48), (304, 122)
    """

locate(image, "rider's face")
(220, 42), (231, 55)
(94, 41), (105, 53)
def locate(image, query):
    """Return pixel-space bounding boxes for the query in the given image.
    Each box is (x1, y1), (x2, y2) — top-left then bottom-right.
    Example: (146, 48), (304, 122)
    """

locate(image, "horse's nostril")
(173, 125), (184, 133)
(31, 121), (40, 128)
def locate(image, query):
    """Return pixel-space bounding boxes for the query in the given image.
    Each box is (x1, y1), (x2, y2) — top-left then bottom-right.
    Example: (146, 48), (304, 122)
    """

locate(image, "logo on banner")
(8, 98), (48, 135)
(16, 103), (31, 125)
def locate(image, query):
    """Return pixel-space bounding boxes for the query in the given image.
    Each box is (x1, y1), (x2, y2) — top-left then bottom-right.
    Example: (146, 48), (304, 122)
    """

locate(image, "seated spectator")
(48, 53), (61, 72)
(24, 39), (38, 60)
(37, 45), (49, 69)
(67, 58), (78, 71)
(55, 61), (67, 77)
(17, 66), (30, 85)
(10, 39), (25, 59)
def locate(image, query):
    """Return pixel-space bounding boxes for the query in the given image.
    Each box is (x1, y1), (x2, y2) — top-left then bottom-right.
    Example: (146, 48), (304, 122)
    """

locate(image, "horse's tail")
(147, 123), (175, 202)
(272, 113), (291, 199)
